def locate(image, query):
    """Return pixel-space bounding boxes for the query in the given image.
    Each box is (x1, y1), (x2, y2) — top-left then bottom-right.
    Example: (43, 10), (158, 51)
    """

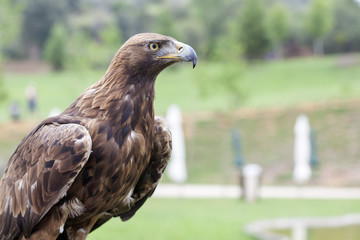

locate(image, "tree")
(267, 3), (290, 58)
(325, 0), (360, 53)
(0, 0), (23, 102)
(155, 9), (178, 38)
(193, 0), (239, 59)
(304, 0), (333, 55)
(111, 1), (152, 40)
(0, 0), (23, 58)
(239, 0), (270, 60)
(212, 19), (242, 61)
(21, 0), (69, 59)
(44, 24), (67, 71)
(67, 22), (122, 70)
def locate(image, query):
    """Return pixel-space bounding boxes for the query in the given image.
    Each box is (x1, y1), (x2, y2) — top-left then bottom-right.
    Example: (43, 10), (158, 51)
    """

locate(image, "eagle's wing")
(0, 123), (92, 238)
(119, 116), (172, 221)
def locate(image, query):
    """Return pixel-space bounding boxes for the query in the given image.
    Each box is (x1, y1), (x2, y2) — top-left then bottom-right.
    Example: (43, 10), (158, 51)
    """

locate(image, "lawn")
(240, 56), (360, 107)
(0, 70), (103, 122)
(87, 198), (360, 240)
(2, 54), (360, 122)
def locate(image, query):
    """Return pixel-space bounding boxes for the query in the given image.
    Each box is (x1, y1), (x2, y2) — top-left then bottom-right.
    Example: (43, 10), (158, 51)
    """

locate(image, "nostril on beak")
(178, 46), (184, 53)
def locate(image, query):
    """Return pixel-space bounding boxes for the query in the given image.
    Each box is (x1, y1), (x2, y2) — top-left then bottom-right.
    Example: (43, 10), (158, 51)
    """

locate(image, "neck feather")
(64, 65), (156, 124)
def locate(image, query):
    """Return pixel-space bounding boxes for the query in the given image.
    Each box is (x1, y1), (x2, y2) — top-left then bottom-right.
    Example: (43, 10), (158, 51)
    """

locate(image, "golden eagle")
(0, 33), (197, 240)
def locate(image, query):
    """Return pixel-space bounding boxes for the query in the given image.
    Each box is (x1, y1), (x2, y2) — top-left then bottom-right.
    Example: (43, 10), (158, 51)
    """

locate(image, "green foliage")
(44, 24), (67, 71)
(99, 24), (123, 49)
(155, 9), (177, 37)
(193, 61), (245, 109)
(211, 20), (243, 61)
(304, 0), (333, 39)
(3, 0), (360, 63)
(67, 32), (104, 69)
(66, 32), (91, 69)
(0, 0), (23, 103)
(325, 0), (360, 53)
(67, 24), (122, 70)
(267, 3), (289, 58)
(304, 0), (333, 55)
(239, 0), (270, 60)
(21, 0), (69, 57)
(192, 0), (240, 59)
(111, 1), (152, 40)
(0, 0), (23, 57)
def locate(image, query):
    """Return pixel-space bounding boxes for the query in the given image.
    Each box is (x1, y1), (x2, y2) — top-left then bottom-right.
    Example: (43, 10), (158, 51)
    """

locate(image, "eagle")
(0, 33), (197, 240)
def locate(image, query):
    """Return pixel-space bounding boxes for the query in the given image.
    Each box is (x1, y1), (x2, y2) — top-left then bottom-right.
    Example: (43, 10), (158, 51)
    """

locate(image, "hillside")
(1, 98), (360, 186)
(183, 98), (360, 186)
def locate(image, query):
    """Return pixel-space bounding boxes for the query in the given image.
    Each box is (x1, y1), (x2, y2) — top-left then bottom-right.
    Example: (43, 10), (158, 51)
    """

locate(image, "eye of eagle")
(149, 42), (160, 51)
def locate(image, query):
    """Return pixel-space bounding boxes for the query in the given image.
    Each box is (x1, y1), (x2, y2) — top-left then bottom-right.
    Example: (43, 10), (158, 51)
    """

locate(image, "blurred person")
(25, 85), (37, 113)
(9, 101), (20, 121)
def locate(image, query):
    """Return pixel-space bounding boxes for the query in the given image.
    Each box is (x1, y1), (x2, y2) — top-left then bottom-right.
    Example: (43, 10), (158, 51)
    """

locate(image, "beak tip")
(191, 49), (197, 69)
(177, 43), (197, 69)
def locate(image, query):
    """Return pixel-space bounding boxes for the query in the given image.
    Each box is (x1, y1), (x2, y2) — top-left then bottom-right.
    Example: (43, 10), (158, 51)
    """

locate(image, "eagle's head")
(110, 33), (197, 78)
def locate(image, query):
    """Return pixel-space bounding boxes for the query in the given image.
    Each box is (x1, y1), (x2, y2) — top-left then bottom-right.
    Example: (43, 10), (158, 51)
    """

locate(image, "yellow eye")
(149, 42), (159, 51)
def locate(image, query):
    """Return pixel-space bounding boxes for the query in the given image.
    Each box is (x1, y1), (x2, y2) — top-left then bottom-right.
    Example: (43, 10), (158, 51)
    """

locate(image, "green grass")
(2, 55), (360, 122)
(241, 56), (360, 107)
(158, 56), (360, 112)
(87, 198), (360, 240)
(1, 70), (103, 122)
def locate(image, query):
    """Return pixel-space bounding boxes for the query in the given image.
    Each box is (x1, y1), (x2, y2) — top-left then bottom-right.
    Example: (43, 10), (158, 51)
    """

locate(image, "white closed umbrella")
(293, 114), (312, 185)
(166, 105), (187, 183)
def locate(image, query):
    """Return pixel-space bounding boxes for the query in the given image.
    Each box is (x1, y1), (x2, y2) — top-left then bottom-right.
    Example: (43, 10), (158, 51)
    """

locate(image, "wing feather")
(119, 116), (172, 221)
(0, 123), (92, 238)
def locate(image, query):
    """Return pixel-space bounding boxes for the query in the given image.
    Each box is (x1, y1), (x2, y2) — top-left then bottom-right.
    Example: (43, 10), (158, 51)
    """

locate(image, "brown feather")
(0, 33), (196, 240)
(0, 123), (91, 239)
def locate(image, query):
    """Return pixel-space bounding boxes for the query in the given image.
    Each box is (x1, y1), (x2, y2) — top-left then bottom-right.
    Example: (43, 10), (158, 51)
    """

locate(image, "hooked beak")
(157, 42), (197, 68)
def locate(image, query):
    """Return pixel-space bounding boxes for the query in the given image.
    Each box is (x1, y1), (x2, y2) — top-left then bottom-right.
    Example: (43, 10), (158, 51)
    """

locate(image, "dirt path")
(3, 60), (51, 73)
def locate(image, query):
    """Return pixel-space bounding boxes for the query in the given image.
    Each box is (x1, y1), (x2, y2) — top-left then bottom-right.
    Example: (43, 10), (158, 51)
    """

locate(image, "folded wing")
(0, 123), (92, 239)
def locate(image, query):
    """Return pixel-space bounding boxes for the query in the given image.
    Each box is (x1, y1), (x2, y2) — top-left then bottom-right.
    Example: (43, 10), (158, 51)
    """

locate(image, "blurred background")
(1, 0), (360, 239)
